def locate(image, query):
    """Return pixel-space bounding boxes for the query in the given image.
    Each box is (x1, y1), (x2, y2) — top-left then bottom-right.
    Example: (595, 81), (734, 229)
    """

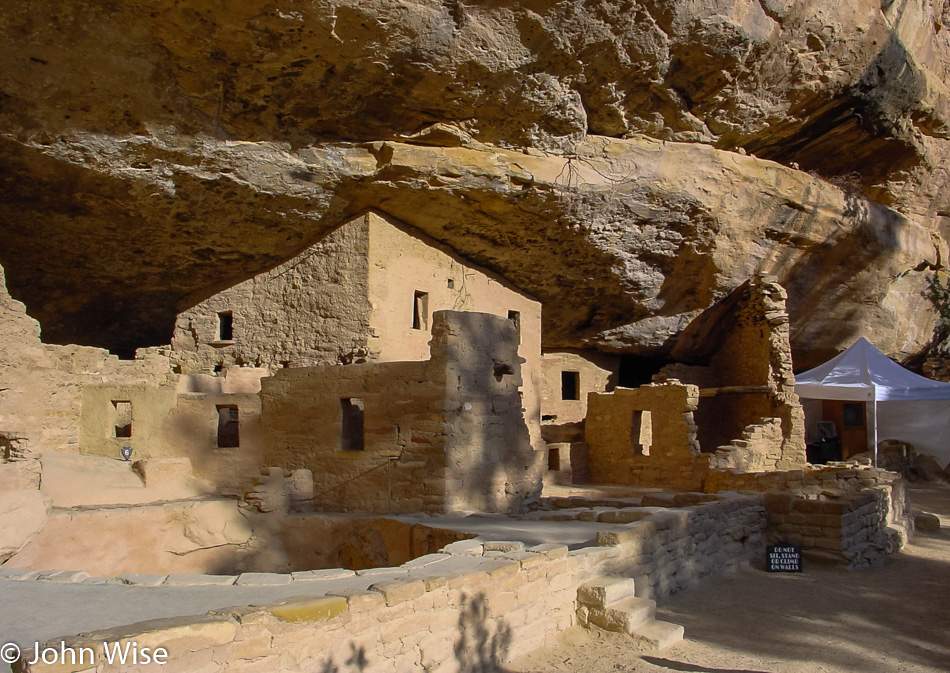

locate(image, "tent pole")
(872, 389), (879, 468)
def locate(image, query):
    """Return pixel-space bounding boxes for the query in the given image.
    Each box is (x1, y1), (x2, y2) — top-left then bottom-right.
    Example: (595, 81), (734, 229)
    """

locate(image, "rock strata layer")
(0, 0), (948, 365)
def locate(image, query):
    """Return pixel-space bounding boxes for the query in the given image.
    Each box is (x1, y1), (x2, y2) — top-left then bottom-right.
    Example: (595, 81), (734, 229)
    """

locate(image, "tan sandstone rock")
(0, 490), (51, 562)
(0, 0), (946, 367)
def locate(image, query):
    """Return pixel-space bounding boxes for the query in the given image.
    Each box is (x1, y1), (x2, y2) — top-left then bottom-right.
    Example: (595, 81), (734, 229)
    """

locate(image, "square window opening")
(561, 371), (580, 401)
(412, 291), (429, 331)
(112, 400), (132, 438)
(341, 398), (365, 452)
(217, 405), (240, 448)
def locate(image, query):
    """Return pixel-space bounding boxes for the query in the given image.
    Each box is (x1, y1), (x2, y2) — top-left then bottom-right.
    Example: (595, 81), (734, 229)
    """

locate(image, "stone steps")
(576, 576), (684, 650)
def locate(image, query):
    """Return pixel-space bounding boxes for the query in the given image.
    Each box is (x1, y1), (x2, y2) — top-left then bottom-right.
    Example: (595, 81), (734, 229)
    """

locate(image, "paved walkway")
(0, 513), (624, 667)
(0, 555), (471, 648)
(511, 482), (950, 673)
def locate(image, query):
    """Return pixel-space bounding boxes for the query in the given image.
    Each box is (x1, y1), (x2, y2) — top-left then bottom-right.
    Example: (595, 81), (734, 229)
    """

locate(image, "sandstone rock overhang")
(1, 0), (948, 367)
(0, 134), (938, 368)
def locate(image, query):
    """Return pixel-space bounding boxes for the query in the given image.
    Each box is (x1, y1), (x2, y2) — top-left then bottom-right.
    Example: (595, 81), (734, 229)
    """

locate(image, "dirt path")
(511, 483), (950, 673)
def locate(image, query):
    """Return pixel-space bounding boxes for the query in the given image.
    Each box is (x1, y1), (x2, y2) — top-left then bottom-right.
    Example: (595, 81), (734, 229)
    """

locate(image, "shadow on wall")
(315, 593), (513, 672)
(317, 643), (369, 673)
(448, 312), (544, 514)
(454, 593), (513, 672)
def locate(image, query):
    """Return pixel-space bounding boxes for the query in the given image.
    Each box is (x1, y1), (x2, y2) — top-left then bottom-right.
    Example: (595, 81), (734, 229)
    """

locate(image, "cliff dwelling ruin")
(0, 204), (918, 672)
(2, 1), (949, 671)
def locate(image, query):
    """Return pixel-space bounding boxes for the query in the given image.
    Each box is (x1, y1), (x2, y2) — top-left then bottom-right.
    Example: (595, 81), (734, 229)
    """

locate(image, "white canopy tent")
(795, 337), (950, 468)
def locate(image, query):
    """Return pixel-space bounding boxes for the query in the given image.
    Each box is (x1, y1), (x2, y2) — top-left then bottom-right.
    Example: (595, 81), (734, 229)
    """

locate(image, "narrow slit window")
(508, 310), (521, 342)
(341, 398), (365, 452)
(217, 311), (234, 341)
(112, 401), (132, 438)
(216, 405), (240, 448)
(412, 291), (428, 331)
(631, 410), (653, 456)
(561, 371), (580, 401)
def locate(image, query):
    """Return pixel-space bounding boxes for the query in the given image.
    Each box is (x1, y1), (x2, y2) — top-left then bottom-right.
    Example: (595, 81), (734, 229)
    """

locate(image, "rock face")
(0, 0), (949, 366)
(0, 490), (51, 563)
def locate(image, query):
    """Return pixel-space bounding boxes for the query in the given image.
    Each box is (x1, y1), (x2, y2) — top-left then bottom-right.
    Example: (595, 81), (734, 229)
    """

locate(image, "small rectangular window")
(216, 405), (240, 448)
(561, 371), (580, 401)
(113, 401), (132, 438)
(341, 398), (365, 451)
(412, 291), (428, 331)
(217, 311), (234, 341)
(447, 278), (455, 289)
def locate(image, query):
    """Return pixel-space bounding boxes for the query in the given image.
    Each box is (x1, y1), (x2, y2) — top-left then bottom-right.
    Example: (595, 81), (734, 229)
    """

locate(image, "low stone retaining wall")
(14, 498), (768, 673)
(703, 463), (899, 497)
(765, 481), (912, 569)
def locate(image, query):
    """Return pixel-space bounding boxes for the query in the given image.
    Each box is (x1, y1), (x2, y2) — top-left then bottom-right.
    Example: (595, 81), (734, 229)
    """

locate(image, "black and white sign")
(766, 542), (802, 573)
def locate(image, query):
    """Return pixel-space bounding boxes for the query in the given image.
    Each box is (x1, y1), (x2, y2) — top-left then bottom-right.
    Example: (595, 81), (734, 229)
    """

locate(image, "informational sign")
(766, 542), (803, 573)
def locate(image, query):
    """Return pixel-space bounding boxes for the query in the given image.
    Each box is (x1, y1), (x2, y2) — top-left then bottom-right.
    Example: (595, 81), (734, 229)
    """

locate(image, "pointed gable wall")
(170, 216), (372, 372)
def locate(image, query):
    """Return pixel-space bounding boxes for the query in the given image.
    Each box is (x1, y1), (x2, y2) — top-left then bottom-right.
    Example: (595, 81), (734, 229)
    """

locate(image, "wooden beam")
(699, 385), (774, 397)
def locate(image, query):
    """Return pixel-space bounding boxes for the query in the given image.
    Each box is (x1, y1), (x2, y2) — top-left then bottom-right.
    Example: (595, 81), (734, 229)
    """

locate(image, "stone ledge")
(262, 596), (348, 623)
(235, 573), (293, 586)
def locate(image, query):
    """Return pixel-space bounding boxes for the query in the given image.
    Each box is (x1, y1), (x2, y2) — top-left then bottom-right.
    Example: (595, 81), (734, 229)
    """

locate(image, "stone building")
(539, 350), (619, 485)
(584, 276), (807, 490)
(78, 367), (269, 493)
(168, 209), (543, 449)
(260, 311), (543, 514)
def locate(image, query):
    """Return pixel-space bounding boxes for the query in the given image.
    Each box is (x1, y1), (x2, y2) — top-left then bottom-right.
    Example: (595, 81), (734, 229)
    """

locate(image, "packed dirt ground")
(511, 482), (950, 673)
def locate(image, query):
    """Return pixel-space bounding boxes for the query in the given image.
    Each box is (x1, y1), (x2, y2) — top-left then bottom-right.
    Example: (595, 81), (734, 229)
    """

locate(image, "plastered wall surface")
(1, 263), (174, 459)
(78, 368), (267, 492)
(540, 350), (616, 426)
(166, 210), (544, 449)
(366, 212), (543, 451)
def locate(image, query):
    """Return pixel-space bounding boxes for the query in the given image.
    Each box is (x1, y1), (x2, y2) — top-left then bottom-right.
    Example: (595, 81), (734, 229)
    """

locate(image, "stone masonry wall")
(438, 312), (544, 513)
(586, 381), (703, 490)
(169, 215), (372, 373)
(0, 262), (173, 462)
(662, 276), (806, 471)
(261, 311), (541, 515)
(765, 480), (911, 570)
(540, 350), (617, 428)
(13, 497), (767, 673)
(261, 356), (448, 514)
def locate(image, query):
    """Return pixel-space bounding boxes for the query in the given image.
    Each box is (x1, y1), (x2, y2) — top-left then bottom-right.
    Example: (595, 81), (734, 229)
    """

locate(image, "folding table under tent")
(795, 337), (950, 468)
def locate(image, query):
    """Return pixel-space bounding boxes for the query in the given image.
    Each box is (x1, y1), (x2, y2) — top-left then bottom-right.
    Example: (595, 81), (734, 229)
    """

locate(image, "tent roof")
(795, 337), (950, 401)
